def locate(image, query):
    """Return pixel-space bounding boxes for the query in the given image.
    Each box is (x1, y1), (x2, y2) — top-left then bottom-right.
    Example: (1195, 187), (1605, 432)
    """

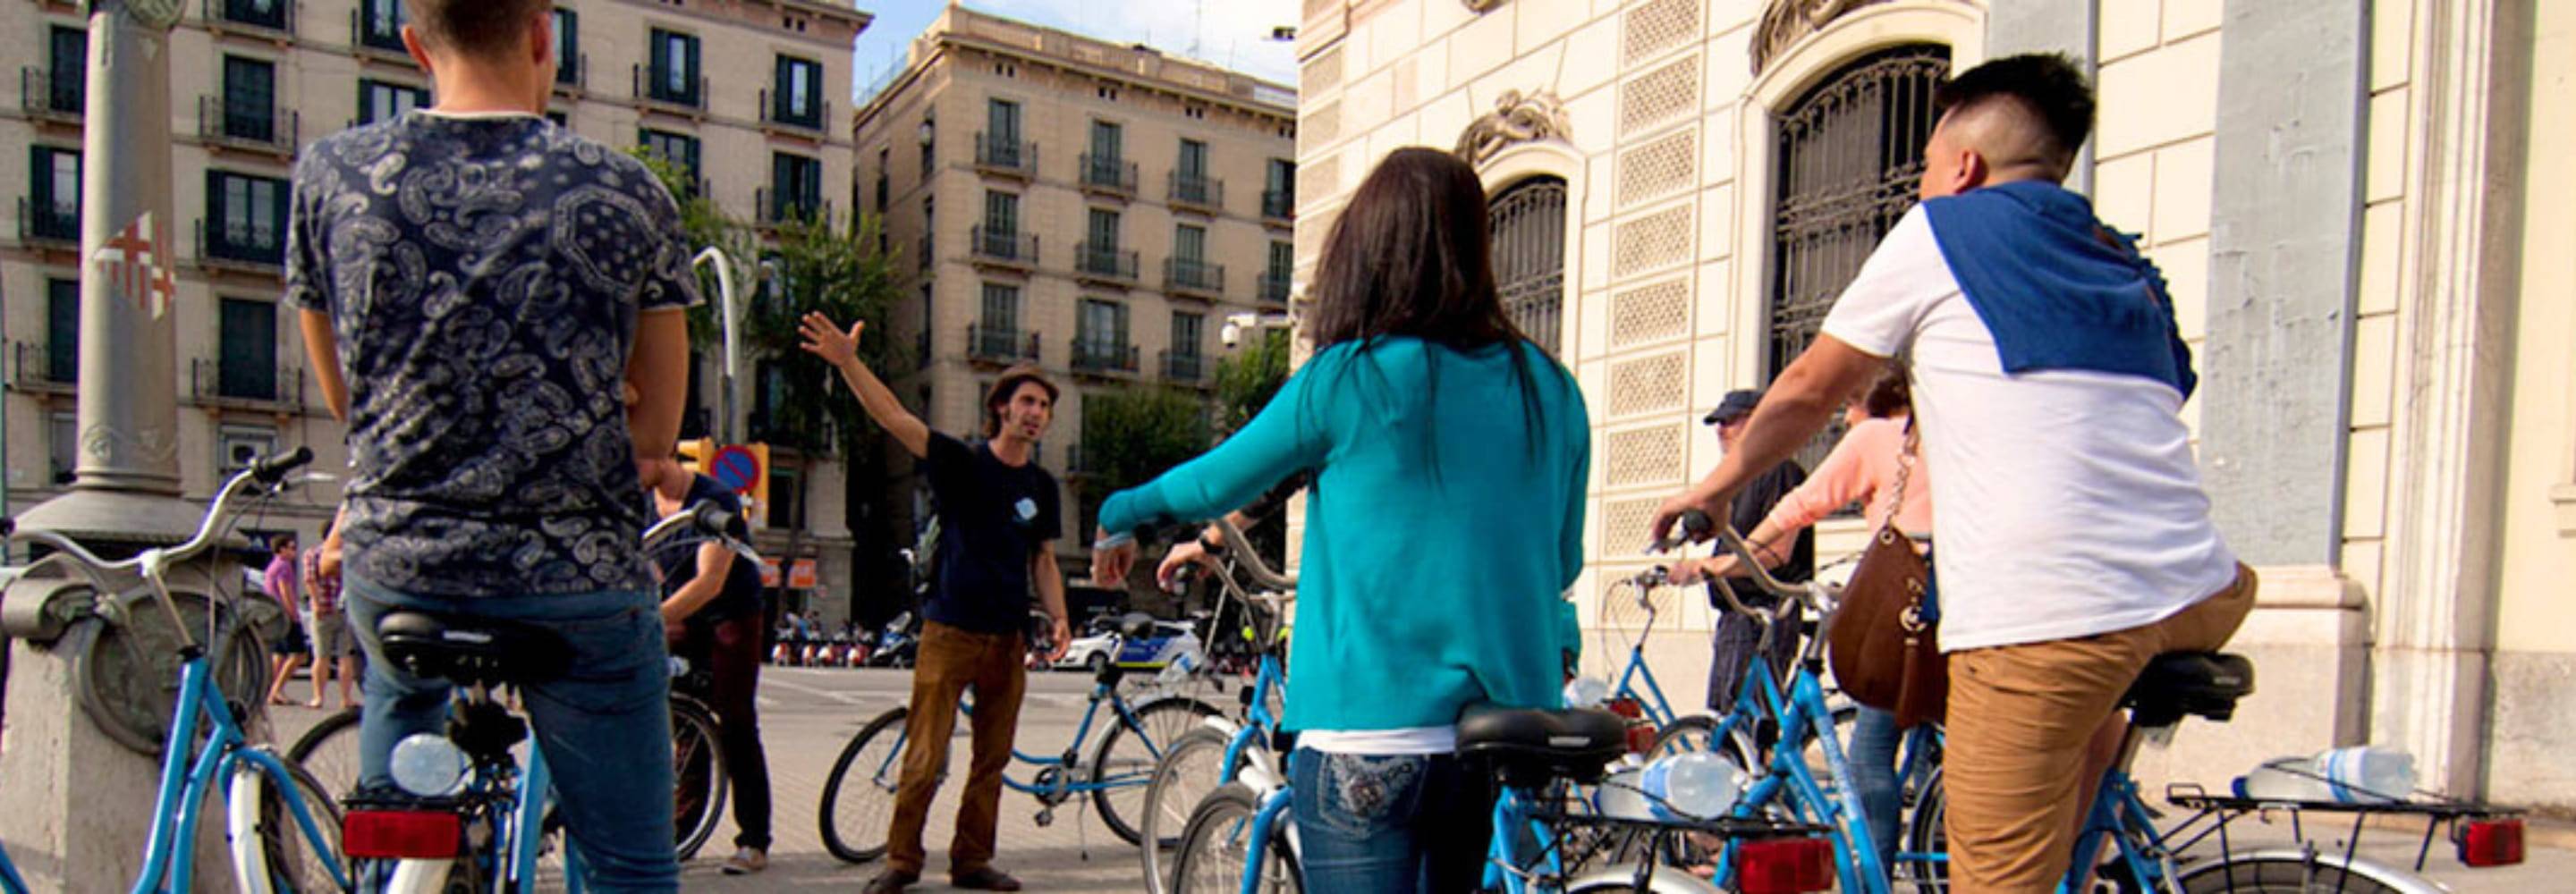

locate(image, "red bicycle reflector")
(2455, 817), (2523, 867)
(1606, 697), (1645, 721)
(343, 809), (462, 860)
(1737, 836), (1835, 894)
(1623, 723), (1659, 755)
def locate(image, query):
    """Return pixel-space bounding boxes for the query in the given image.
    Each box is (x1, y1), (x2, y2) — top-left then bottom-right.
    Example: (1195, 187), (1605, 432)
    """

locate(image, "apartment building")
(852, 5), (1298, 564)
(0, 0), (870, 620)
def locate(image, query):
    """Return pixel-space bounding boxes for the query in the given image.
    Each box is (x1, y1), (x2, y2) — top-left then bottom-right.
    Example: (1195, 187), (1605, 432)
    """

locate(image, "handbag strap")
(1882, 417), (1919, 533)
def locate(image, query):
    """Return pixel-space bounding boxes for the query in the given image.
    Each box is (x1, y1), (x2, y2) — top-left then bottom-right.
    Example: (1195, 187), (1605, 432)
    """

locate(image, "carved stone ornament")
(1463, 0), (1506, 13)
(1752, 0), (1901, 76)
(1454, 89), (1572, 167)
(121, 0), (187, 31)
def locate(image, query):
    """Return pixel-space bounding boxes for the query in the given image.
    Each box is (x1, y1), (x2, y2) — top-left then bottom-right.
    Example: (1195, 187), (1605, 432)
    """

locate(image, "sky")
(849, 1), (1303, 101)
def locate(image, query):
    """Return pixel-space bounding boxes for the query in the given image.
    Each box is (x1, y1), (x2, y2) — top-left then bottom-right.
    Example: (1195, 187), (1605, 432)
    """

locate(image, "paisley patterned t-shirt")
(284, 111), (699, 596)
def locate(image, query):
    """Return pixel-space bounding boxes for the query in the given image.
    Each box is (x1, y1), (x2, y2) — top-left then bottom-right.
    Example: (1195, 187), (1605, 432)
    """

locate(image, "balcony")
(21, 68), (82, 125)
(18, 198), (80, 249)
(1164, 257), (1224, 300)
(1073, 242), (1140, 285)
(1078, 154), (1137, 197)
(207, 0), (294, 36)
(349, 8), (410, 60)
(555, 54), (589, 93)
(634, 65), (707, 114)
(1258, 270), (1292, 306)
(199, 95), (300, 156)
(1071, 337), (1139, 376)
(1262, 188), (1295, 224)
(199, 218), (284, 272)
(915, 236), (935, 273)
(761, 89), (828, 135)
(973, 133), (1035, 179)
(1162, 350), (1207, 386)
(12, 342), (75, 393)
(1168, 171), (1224, 214)
(967, 323), (1040, 367)
(754, 188), (826, 226)
(968, 225), (1038, 269)
(190, 357), (304, 410)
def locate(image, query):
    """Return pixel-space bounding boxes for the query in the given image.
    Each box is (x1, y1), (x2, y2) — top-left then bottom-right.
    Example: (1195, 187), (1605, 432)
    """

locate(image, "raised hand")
(797, 312), (863, 369)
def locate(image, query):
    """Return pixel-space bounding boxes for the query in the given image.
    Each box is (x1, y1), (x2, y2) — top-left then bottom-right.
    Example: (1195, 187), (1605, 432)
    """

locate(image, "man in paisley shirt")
(286, 2), (695, 890)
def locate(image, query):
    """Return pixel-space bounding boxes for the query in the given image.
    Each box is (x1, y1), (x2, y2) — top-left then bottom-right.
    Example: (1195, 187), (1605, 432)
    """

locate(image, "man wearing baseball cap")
(1701, 389), (1814, 716)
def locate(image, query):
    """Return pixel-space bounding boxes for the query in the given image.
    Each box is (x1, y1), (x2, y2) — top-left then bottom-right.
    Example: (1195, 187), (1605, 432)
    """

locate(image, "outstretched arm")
(798, 313), (930, 459)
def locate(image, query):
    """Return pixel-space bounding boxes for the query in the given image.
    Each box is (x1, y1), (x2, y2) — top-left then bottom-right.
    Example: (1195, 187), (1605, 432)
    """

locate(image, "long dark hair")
(1303, 148), (1555, 472)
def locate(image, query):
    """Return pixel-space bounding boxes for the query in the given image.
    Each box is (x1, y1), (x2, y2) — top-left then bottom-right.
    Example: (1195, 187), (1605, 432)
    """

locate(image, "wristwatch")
(1197, 533), (1228, 555)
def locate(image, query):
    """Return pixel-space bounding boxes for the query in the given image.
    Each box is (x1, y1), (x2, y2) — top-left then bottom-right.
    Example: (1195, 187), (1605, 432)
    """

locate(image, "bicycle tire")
(1139, 727), (1233, 894)
(670, 694), (729, 862)
(2175, 856), (2412, 894)
(1169, 782), (1300, 894)
(817, 706), (911, 864)
(284, 706), (365, 803)
(1901, 765), (1948, 893)
(1090, 696), (1224, 846)
(227, 750), (346, 894)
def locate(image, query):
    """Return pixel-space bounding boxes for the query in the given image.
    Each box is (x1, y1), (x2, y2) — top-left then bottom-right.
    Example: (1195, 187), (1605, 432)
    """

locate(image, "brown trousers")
(1942, 565), (2258, 893)
(886, 620), (1030, 876)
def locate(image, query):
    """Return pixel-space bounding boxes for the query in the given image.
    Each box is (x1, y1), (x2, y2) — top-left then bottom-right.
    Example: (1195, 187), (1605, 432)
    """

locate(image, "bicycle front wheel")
(1169, 783), (1300, 894)
(1140, 727), (1234, 894)
(2176, 856), (2412, 894)
(818, 706), (911, 864)
(284, 706), (365, 804)
(1090, 696), (1224, 846)
(670, 695), (728, 862)
(227, 751), (347, 894)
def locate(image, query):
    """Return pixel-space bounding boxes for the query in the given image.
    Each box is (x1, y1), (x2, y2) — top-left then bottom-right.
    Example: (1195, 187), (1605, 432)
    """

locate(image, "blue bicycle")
(0, 448), (349, 894)
(1137, 519), (1297, 894)
(817, 617), (1224, 861)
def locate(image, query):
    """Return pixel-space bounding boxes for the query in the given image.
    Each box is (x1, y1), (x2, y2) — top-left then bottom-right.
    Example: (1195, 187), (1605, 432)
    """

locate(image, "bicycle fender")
(1564, 864), (1725, 894)
(2175, 848), (2453, 894)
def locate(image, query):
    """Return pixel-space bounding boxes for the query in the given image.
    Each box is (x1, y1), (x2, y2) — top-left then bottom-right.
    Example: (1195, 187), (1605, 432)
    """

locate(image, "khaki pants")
(886, 620), (1030, 876)
(1942, 566), (2258, 893)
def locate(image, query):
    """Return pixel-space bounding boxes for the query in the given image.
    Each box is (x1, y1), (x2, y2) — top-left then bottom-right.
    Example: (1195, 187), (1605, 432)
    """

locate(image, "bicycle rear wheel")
(1169, 783), (1300, 894)
(670, 695), (728, 862)
(1092, 696), (1224, 846)
(227, 751), (347, 893)
(1139, 727), (1233, 894)
(2175, 856), (2411, 894)
(284, 706), (365, 803)
(817, 706), (910, 864)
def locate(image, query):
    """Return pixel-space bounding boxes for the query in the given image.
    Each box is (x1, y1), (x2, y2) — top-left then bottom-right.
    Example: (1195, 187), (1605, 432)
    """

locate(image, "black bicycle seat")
(1459, 705), (1629, 788)
(377, 611), (573, 687)
(2123, 652), (2254, 728)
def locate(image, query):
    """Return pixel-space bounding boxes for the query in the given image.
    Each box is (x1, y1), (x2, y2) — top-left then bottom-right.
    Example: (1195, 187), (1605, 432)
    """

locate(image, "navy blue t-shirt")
(653, 475), (766, 624)
(284, 112), (699, 595)
(922, 433), (1061, 634)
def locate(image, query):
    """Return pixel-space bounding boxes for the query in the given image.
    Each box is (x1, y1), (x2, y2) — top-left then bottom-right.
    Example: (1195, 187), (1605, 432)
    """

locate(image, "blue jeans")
(346, 577), (679, 893)
(1289, 748), (1494, 892)
(1846, 705), (1904, 873)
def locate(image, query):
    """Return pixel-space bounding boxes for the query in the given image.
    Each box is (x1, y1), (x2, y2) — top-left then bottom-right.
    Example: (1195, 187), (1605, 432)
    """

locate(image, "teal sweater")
(1097, 337), (1591, 731)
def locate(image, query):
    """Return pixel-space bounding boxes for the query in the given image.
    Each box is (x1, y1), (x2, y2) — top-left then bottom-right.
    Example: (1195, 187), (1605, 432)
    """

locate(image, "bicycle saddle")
(2123, 652), (2254, 729)
(377, 611), (574, 688)
(1458, 705), (1629, 788)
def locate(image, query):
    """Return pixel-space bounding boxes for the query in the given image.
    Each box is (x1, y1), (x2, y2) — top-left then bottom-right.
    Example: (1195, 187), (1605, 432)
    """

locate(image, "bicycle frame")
(1704, 654), (1888, 894)
(1607, 641), (1686, 730)
(1218, 654), (1288, 788)
(1232, 787), (1295, 894)
(133, 652), (348, 894)
(860, 674), (1173, 797)
(1483, 787), (1572, 893)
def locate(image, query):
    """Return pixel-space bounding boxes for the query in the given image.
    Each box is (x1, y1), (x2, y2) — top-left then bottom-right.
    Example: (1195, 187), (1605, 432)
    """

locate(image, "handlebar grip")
(1678, 510), (1714, 539)
(250, 447), (314, 485)
(690, 500), (737, 536)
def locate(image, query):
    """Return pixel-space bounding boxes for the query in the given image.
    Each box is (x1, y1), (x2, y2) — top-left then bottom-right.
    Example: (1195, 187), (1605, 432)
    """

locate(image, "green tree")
(1076, 384), (1214, 536)
(1211, 328), (1292, 434)
(634, 151), (906, 616)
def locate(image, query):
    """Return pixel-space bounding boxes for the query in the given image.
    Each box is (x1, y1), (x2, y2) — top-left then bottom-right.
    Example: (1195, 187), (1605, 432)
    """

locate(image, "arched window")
(1769, 45), (1948, 464)
(1489, 176), (1568, 356)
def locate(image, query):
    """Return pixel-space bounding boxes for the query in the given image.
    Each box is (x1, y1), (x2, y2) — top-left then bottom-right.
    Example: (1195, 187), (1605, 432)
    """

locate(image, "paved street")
(259, 665), (2574, 892)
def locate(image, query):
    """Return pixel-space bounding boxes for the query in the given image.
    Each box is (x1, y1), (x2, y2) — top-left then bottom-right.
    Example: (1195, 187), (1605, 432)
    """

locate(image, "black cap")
(1703, 389), (1763, 426)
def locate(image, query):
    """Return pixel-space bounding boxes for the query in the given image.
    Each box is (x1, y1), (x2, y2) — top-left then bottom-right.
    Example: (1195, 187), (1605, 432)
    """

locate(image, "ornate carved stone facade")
(1453, 89), (1572, 167)
(1752, 0), (1901, 75)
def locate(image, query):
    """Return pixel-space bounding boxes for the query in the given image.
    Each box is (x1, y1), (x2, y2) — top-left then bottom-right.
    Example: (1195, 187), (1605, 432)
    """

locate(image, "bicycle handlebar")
(642, 500), (761, 564)
(1207, 515), (1296, 595)
(1674, 510), (1811, 626)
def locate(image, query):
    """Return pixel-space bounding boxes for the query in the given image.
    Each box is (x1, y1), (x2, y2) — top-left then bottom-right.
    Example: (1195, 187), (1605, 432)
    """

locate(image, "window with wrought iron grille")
(1767, 44), (1948, 469)
(1489, 177), (1567, 356)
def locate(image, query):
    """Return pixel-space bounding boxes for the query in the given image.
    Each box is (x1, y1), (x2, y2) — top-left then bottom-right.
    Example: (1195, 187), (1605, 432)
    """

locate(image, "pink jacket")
(1763, 417), (1934, 537)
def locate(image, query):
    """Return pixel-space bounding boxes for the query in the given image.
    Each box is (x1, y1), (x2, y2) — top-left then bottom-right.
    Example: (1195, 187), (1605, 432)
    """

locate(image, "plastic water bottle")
(389, 733), (470, 797)
(1640, 751), (1744, 820)
(1155, 649), (1202, 686)
(2233, 746), (2416, 804)
(1596, 764), (1655, 821)
(1563, 676), (1612, 709)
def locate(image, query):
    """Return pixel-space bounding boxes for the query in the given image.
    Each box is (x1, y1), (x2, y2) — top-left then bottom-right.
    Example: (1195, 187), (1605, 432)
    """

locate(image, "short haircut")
(983, 366), (1059, 437)
(270, 534), (298, 552)
(1933, 53), (2096, 175)
(409, 0), (548, 59)
(1860, 362), (1912, 419)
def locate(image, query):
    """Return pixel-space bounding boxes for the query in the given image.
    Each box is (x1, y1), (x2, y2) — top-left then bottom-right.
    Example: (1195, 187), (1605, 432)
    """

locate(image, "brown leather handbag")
(1826, 425), (1945, 730)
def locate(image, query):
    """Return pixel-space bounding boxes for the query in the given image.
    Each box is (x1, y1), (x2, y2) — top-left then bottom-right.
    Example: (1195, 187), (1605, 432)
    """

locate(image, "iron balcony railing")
(1079, 154), (1138, 195)
(1161, 350), (1206, 384)
(974, 133), (1035, 177)
(755, 189), (826, 225)
(19, 198), (80, 246)
(21, 68), (82, 122)
(199, 217), (285, 269)
(1168, 171), (1223, 211)
(199, 95), (300, 153)
(1258, 270), (1292, 305)
(13, 342), (76, 392)
(969, 225), (1038, 266)
(634, 64), (707, 110)
(1262, 188), (1295, 221)
(762, 89), (827, 132)
(190, 357), (304, 407)
(967, 323), (1040, 365)
(1165, 257), (1224, 297)
(1071, 337), (1139, 375)
(1074, 242), (1140, 283)
(351, 6), (407, 55)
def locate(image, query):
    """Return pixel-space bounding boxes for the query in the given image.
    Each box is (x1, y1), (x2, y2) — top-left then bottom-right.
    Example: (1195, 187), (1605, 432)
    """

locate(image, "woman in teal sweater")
(1091, 148), (1589, 891)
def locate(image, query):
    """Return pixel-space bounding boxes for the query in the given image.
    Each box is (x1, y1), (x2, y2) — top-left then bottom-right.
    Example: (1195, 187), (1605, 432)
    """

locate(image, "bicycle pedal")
(1034, 810), (1055, 828)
